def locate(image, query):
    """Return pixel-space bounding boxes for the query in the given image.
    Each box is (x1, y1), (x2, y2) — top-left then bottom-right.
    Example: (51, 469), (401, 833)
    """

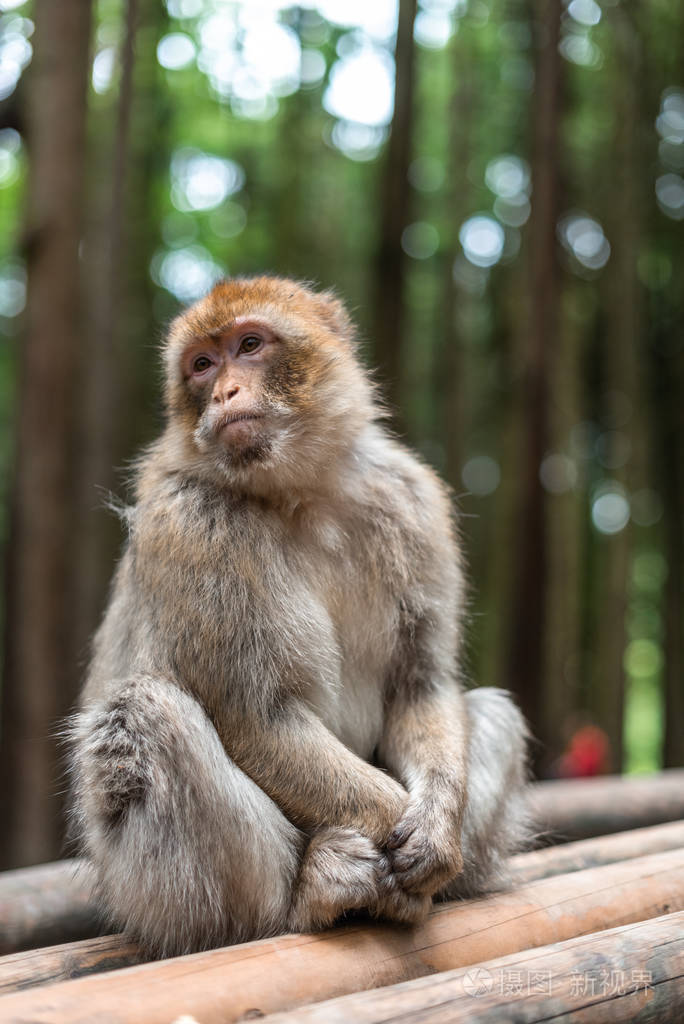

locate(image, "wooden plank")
(509, 819), (684, 883)
(0, 936), (144, 995)
(530, 769), (684, 842)
(1, 823), (683, 995)
(0, 861), (100, 955)
(0, 846), (681, 1023)
(259, 911), (684, 1023)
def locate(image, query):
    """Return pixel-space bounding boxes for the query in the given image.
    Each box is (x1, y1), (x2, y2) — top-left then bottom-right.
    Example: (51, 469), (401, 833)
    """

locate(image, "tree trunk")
(591, 3), (646, 773)
(540, 288), (585, 773)
(654, 301), (684, 768)
(652, 8), (684, 771)
(72, 0), (170, 683)
(372, 0), (417, 423)
(0, 0), (93, 868)
(72, 0), (139, 683)
(118, 0), (170, 453)
(438, 21), (474, 491)
(504, 0), (562, 750)
(659, 304), (684, 766)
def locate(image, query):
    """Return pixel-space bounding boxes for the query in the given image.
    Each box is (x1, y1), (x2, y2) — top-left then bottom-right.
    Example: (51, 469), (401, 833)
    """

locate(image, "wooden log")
(0, 936), (144, 996)
(0, 861), (100, 955)
(530, 768), (684, 842)
(0, 847), (681, 1023)
(509, 819), (684, 883)
(2, 773), (681, 954)
(0, 937), (140, 995)
(1, 823), (683, 996)
(259, 911), (684, 1023)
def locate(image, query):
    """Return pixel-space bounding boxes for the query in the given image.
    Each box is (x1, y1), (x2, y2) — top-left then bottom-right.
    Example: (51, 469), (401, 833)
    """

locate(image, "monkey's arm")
(376, 683), (468, 896)
(220, 698), (408, 846)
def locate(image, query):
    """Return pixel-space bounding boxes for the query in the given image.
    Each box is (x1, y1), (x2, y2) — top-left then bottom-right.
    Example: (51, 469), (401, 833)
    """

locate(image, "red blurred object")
(557, 724), (611, 777)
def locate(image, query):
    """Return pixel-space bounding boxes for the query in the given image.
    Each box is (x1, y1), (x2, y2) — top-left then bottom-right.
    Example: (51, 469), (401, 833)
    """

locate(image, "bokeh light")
(558, 213), (611, 271)
(655, 173), (684, 220)
(414, 9), (453, 50)
(165, 0), (203, 16)
(559, 31), (602, 69)
(591, 482), (630, 535)
(461, 455), (501, 496)
(630, 490), (664, 528)
(324, 49), (394, 127)
(485, 154), (530, 198)
(567, 0), (602, 28)
(330, 121), (387, 161)
(401, 222), (440, 260)
(656, 88), (684, 143)
(157, 33), (196, 71)
(0, 263), (26, 317)
(170, 148), (245, 212)
(459, 215), (505, 268)
(317, 0), (398, 41)
(300, 49), (327, 86)
(624, 639), (664, 679)
(540, 453), (578, 494)
(151, 244), (225, 303)
(0, 15), (32, 100)
(0, 128), (21, 187)
(92, 48), (115, 93)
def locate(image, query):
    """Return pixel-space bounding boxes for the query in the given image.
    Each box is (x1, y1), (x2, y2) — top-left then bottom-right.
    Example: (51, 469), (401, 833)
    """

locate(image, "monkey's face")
(182, 316), (284, 467)
(164, 277), (376, 488)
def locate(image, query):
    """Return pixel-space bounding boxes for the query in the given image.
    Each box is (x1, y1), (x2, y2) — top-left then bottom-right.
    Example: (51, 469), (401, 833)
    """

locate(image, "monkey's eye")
(192, 356), (213, 374)
(239, 336), (262, 355)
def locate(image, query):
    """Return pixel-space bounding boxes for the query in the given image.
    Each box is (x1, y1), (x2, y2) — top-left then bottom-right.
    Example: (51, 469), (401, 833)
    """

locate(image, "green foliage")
(0, 0), (681, 773)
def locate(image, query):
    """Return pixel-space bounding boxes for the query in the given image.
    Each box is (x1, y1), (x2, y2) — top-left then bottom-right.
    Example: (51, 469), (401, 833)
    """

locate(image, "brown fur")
(69, 276), (530, 956)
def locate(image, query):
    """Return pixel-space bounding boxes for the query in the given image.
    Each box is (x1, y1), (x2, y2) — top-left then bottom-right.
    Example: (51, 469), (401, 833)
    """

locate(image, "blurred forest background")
(0, 0), (682, 870)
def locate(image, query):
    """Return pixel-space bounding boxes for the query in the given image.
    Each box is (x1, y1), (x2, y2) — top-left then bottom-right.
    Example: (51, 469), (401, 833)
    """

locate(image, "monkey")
(68, 276), (529, 957)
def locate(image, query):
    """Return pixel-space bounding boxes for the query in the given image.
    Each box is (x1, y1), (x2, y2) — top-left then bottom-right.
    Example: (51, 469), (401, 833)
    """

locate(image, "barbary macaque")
(69, 277), (529, 956)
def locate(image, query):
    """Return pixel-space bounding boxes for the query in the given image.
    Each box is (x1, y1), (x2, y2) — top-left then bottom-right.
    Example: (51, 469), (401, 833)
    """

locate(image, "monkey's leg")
(71, 678), (381, 956)
(441, 686), (530, 899)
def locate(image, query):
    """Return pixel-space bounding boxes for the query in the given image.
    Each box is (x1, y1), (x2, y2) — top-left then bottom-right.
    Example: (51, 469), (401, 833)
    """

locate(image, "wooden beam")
(1, 773), (680, 956)
(258, 911), (684, 1023)
(2, 821), (683, 994)
(0, 936), (144, 996)
(530, 769), (684, 841)
(509, 819), (684, 883)
(0, 847), (681, 1023)
(0, 936), (139, 995)
(2, 774), (682, 955)
(0, 860), (100, 955)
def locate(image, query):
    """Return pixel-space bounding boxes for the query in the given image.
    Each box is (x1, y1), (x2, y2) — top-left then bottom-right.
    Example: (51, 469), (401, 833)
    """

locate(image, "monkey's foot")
(375, 864), (433, 925)
(288, 827), (381, 931)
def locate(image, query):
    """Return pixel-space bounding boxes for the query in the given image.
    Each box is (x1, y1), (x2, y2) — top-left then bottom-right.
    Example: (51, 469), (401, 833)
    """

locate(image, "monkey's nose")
(214, 384), (240, 403)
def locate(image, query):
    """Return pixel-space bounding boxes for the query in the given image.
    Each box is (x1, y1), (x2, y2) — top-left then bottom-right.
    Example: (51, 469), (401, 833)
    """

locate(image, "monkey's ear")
(315, 290), (357, 346)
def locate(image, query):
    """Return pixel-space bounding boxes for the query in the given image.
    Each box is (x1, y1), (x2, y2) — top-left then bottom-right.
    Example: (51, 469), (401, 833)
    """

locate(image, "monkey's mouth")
(214, 411), (265, 436)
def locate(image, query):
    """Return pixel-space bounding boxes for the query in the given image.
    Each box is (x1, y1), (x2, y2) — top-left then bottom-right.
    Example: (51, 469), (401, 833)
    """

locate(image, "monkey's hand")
(384, 794), (464, 899)
(376, 682), (468, 915)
